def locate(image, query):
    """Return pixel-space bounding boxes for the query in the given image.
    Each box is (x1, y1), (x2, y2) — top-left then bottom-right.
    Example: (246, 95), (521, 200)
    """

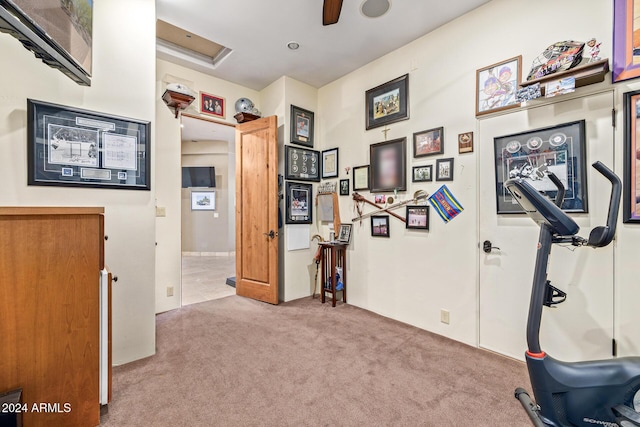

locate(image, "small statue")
(586, 38), (601, 63)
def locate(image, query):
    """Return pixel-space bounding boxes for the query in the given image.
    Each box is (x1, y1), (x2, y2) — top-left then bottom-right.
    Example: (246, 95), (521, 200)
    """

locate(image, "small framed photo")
(413, 127), (444, 158)
(458, 132), (474, 154)
(336, 223), (353, 244)
(371, 215), (390, 237)
(286, 181), (313, 224)
(405, 205), (429, 230)
(191, 191), (215, 210)
(412, 165), (433, 182)
(322, 148), (339, 179)
(370, 137), (407, 193)
(339, 179), (350, 196)
(436, 158), (454, 181)
(200, 92), (225, 119)
(476, 56), (522, 117)
(374, 195), (386, 204)
(365, 74), (410, 130)
(353, 165), (370, 191)
(290, 105), (315, 147)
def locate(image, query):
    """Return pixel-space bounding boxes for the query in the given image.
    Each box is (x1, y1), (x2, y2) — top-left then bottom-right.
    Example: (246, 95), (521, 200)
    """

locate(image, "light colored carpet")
(101, 296), (532, 426)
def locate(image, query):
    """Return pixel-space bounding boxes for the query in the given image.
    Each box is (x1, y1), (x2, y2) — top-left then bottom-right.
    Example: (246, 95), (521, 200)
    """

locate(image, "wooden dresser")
(0, 207), (110, 427)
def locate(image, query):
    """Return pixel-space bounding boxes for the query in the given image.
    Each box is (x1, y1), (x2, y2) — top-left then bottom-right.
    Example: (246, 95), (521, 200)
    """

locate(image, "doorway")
(180, 115), (237, 306)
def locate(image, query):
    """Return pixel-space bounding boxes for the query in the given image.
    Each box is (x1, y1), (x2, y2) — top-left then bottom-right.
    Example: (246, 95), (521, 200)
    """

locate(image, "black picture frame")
(290, 105), (314, 147)
(284, 145), (321, 182)
(285, 181), (313, 224)
(353, 165), (370, 191)
(27, 99), (150, 190)
(339, 179), (350, 196)
(624, 90), (640, 223)
(413, 127), (444, 158)
(322, 147), (339, 179)
(494, 120), (588, 214)
(406, 205), (429, 230)
(365, 74), (409, 130)
(371, 215), (390, 237)
(370, 137), (407, 193)
(412, 165), (433, 183)
(436, 158), (454, 182)
(336, 223), (353, 244)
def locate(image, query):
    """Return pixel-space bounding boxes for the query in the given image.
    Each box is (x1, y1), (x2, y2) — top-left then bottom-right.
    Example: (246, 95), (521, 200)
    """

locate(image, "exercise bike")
(505, 161), (640, 427)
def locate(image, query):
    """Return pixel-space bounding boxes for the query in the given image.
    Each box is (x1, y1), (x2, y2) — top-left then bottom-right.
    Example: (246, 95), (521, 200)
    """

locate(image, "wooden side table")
(319, 242), (347, 307)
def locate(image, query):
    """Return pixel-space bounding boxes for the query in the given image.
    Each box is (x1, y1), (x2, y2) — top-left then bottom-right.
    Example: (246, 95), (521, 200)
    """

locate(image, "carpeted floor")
(100, 296), (532, 426)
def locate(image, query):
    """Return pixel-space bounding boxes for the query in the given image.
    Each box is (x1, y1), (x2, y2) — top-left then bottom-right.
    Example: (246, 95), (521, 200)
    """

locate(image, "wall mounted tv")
(182, 167), (216, 188)
(0, 0), (92, 86)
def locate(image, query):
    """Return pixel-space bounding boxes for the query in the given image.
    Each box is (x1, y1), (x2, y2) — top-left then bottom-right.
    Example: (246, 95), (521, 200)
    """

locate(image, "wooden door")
(235, 116), (279, 304)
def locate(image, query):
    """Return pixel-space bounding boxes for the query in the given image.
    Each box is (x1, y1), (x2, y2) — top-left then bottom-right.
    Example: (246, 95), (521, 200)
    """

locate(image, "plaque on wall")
(284, 145), (320, 182)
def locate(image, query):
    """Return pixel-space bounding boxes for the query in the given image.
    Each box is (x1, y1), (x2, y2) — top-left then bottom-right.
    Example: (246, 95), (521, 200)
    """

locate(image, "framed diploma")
(353, 165), (370, 191)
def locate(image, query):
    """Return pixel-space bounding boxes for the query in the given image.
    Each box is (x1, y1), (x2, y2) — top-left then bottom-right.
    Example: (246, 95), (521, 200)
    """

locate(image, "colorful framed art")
(290, 105), (315, 147)
(613, 0), (640, 83)
(365, 74), (409, 130)
(285, 181), (313, 224)
(476, 56), (522, 117)
(624, 90), (640, 222)
(413, 127), (443, 158)
(370, 215), (390, 237)
(406, 206), (429, 230)
(369, 137), (407, 192)
(191, 191), (215, 211)
(200, 92), (225, 119)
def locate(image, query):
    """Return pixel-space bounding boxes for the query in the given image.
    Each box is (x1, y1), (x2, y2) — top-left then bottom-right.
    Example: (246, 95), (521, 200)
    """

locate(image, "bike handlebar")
(547, 173), (565, 208)
(587, 161), (621, 248)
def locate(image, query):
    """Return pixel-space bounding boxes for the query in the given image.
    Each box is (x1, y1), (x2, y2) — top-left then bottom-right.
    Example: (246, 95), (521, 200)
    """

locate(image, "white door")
(478, 90), (615, 362)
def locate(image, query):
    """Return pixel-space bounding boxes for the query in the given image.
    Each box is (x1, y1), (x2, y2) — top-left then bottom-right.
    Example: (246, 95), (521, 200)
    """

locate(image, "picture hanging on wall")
(353, 165), (370, 191)
(412, 165), (432, 182)
(200, 92), (225, 119)
(405, 206), (429, 230)
(339, 179), (350, 196)
(290, 105), (315, 147)
(285, 181), (313, 224)
(365, 74), (409, 130)
(191, 191), (216, 211)
(370, 215), (390, 237)
(476, 56), (522, 117)
(284, 145), (321, 182)
(458, 132), (474, 154)
(27, 99), (151, 190)
(322, 148), (339, 178)
(436, 158), (454, 181)
(623, 90), (640, 222)
(493, 120), (588, 214)
(369, 137), (407, 193)
(413, 127), (444, 158)
(613, 0), (640, 83)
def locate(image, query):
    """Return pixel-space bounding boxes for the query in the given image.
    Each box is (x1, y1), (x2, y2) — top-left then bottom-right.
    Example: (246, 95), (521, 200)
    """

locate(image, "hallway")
(181, 255), (236, 305)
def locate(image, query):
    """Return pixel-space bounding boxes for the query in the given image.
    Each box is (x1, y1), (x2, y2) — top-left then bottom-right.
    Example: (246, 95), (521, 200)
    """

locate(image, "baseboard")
(182, 251), (236, 257)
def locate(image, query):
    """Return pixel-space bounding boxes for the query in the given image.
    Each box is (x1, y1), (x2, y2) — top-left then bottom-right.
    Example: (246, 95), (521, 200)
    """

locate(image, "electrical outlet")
(167, 286), (174, 297)
(440, 309), (450, 325)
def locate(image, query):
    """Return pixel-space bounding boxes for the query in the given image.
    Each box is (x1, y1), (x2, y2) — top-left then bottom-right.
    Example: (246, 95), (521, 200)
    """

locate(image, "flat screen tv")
(0, 0), (92, 85)
(182, 167), (216, 188)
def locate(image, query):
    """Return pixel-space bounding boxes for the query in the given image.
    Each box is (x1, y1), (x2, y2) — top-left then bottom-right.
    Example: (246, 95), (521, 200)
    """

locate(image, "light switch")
(156, 206), (166, 217)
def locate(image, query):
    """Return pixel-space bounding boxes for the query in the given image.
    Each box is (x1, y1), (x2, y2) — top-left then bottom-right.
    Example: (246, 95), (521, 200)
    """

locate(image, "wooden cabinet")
(0, 207), (109, 427)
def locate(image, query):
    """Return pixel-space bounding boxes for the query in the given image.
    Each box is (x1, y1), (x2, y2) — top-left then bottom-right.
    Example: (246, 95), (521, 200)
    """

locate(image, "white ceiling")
(156, 0), (490, 91)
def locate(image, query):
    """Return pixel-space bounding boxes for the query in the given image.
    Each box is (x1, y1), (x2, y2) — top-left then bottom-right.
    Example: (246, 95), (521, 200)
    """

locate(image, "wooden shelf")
(234, 112), (261, 123)
(520, 59), (610, 96)
(162, 89), (195, 118)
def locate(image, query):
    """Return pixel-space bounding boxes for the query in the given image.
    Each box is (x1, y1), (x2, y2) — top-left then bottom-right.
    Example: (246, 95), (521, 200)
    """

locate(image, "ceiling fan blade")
(323, 0), (344, 26)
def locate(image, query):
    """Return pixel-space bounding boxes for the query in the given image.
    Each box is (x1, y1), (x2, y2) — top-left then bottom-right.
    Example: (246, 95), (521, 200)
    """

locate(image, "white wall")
(0, 0), (157, 364)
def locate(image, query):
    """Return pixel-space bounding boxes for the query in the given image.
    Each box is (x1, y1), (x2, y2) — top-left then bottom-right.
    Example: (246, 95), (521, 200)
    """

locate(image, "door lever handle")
(483, 240), (501, 253)
(263, 230), (276, 239)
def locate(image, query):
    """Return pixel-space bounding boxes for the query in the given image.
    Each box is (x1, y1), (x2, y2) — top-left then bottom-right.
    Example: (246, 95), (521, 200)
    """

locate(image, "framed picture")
(336, 223), (353, 244)
(624, 90), (640, 222)
(436, 158), (454, 181)
(370, 215), (390, 237)
(285, 181), (313, 224)
(365, 74), (409, 130)
(200, 92), (225, 119)
(413, 127), (444, 158)
(339, 179), (350, 196)
(494, 120), (588, 214)
(191, 191), (215, 211)
(614, 0), (640, 83)
(290, 105), (315, 147)
(284, 145), (320, 182)
(406, 205), (429, 230)
(412, 165), (433, 182)
(353, 165), (370, 191)
(27, 99), (150, 190)
(370, 137), (407, 192)
(322, 148), (339, 179)
(476, 56), (522, 116)
(458, 132), (474, 154)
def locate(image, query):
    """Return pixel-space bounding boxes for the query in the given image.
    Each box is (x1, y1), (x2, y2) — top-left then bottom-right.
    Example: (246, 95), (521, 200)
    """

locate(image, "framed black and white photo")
(366, 74), (409, 130)
(353, 165), (370, 191)
(412, 165), (432, 183)
(494, 120), (588, 214)
(371, 215), (390, 237)
(413, 127), (444, 158)
(436, 158), (454, 181)
(290, 105), (315, 147)
(370, 137), (407, 192)
(339, 179), (350, 196)
(191, 191), (215, 211)
(27, 99), (150, 190)
(337, 223), (353, 244)
(285, 181), (313, 224)
(406, 206), (429, 230)
(322, 148), (339, 179)
(284, 145), (320, 182)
